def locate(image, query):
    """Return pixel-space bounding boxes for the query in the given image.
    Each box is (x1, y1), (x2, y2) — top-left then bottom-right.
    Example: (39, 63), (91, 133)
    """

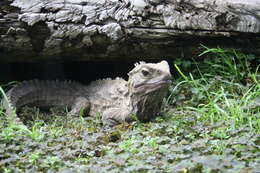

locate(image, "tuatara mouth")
(134, 79), (171, 88)
(146, 79), (172, 86)
(133, 79), (171, 94)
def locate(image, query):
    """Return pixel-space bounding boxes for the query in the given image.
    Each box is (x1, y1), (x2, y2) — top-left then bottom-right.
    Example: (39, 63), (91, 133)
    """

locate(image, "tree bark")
(0, 0), (260, 62)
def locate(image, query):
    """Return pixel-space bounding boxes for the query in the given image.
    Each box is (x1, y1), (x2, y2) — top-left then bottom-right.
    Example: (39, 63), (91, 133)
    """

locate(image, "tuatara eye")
(141, 69), (150, 76)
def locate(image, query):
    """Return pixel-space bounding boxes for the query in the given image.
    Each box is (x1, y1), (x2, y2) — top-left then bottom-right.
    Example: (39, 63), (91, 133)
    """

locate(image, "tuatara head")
(128, 60), (172, 95)
(127, 60), (172, 121)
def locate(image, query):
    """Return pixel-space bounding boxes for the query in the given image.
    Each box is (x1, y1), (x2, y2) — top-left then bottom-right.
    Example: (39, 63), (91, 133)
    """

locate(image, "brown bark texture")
(0, 0), (260, 62)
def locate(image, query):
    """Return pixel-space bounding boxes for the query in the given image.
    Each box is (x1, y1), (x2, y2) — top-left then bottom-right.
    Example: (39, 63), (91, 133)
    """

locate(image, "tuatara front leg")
(69, 97), (90, 116)
(102, 107), (133, 126)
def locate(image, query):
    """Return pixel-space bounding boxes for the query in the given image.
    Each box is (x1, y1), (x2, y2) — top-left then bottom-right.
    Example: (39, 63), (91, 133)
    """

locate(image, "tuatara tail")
(2, 80), (86, 115)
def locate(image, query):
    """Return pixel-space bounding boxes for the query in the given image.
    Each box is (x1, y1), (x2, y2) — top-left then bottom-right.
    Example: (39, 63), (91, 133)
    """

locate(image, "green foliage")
(29, 121), (45, 141)
(29, 152), (41, 165)
(168, 46), (260, 133)
(0, 120), (30, 143)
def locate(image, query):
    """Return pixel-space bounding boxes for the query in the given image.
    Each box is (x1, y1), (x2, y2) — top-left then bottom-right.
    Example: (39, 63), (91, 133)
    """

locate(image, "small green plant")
(28, 121), (45, 141)
(211, 127), (230, 139)
(48, 122), (64, 138)
(0, 127), (16, 142)
(0, 86), (8, 104)
(119, 136), (140, 154)
(210, 140), (227, 154)
(0, 120), (30, 143)
(2, 168), (12, 173)
(143, 136), (159, 149)
(43, 156), (62, 168)
(29, 152), (42, 165)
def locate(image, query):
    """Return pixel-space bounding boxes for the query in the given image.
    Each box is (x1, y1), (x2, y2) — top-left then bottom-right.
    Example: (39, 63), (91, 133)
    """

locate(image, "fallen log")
(0, 0), (260, 62)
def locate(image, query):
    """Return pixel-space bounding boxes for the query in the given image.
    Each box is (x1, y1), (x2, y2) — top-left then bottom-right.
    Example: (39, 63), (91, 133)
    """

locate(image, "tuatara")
(2, 61), (172, 125)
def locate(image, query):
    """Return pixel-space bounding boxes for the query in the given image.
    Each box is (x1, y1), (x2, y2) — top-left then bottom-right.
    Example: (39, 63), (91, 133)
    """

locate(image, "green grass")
(0, 47), (259, 172)
(167, 46), (260, 133)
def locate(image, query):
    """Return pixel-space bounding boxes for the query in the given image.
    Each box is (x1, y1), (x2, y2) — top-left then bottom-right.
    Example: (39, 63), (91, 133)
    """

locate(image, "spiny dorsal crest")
(134, 61), (146, 67)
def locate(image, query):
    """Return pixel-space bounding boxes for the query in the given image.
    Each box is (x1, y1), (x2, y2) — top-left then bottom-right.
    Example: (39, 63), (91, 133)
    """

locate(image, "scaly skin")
(2, 61), (172, 125)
